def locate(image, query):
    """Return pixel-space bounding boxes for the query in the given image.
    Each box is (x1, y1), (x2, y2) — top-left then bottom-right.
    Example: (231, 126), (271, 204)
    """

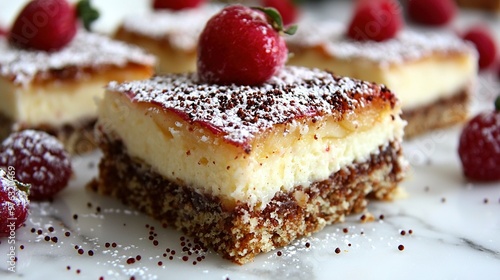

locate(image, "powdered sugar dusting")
(287, 21), (476, 67)
(107, 66), (394, 145)
(120, 5), (222, 51)
(0, 31), (156, 86)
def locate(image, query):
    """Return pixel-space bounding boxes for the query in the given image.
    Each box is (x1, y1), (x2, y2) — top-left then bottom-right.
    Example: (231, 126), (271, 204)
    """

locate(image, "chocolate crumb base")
(402, 87), (471, 139)
(0, 113), (97, 155)
(90, 138), (406, 264)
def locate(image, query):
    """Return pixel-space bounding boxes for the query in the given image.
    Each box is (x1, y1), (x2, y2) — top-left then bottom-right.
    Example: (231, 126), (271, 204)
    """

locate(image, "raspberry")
(153, 0), (206, 10)
(0, 27), (7, 37)
(0, 169), (30, 237)
(9, 0), (99, 52)
(347, 0), (403, 42)
(462, 25), (498, 70)
(0, 130), (72, 201)
(458, 96), (500, 182)
(197, 5), (294, 85)
(263, 0), (299, 26)
(407, 0), (457, 26)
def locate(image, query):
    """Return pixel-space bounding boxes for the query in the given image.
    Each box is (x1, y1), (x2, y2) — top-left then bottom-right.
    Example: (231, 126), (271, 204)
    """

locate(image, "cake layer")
(114, 5), (221, 73)
(0, 64), (152, 127)
(403, 88), (470, 138)
(90, 137), (406, 264)
(286, 22), (478, 111)
(97, 67), (406, 208)
(114, 28), (196, 73)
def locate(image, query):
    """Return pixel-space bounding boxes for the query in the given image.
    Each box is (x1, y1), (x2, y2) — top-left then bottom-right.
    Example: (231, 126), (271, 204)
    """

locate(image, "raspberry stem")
(77, 0), (100, 31)
(253, 7), (297, 35)
(14, 180), (31, 195)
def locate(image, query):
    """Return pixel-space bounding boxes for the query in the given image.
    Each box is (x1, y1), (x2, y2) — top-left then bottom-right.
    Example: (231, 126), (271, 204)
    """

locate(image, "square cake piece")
(286, 22), (478, 138)
(114, 5), (221, 74)
(0, 31), (156, 153)
(91, 66), (407, 264)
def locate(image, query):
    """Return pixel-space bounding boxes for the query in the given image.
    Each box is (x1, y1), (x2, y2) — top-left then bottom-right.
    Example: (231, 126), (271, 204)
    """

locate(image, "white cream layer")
(98, 91), (406, 209)
(0, 77), (102, 126)
(0, 69), (151, 127)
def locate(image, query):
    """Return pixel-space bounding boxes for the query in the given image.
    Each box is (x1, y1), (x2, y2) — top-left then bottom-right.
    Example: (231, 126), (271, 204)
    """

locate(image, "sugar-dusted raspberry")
(153, 0), (206, 10)
(462, 25), (498, 70)
(263, 0), (299, 26)
(458, 96), (500, 181)
(408, 0), (457, 26)
(0, 169), (30, 237)
(0, 130), (72, 201)
(197, 5), (295, 85)
(347, 0), (403, 42)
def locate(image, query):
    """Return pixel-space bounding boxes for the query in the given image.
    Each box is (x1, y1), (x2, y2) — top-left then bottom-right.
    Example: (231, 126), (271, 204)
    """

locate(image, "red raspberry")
(408, 0), (457, 26)
(9, 0), (99, 52)
(0, 27), (7, 37)
(458, 96), (500, 182)
(0, 169), (30, 237)
(153, 0), (206, 10)
(263, 0), (299, 26)
(347, 0), (403, 42)
(0, 130), (72, 201)
(462, 25), (498, 70)
(197, 5), (294, 85)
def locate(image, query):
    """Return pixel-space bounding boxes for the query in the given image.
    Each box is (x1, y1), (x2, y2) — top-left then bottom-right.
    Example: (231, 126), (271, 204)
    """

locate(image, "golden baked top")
(287, 21), (477, 67)
(107, 66), (398, 146)
(0, 31), (156, 86)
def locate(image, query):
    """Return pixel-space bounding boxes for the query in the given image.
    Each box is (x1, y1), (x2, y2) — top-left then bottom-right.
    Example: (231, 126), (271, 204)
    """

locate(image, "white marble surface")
(1, 1), (500, 279)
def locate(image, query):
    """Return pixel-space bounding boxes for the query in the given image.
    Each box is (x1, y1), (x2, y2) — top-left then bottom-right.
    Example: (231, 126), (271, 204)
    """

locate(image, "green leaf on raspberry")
(14, 180), (30, 195)
(77, 0), (100, 31)
(495, 95), (500, 111)
(253, 7), (297, 35)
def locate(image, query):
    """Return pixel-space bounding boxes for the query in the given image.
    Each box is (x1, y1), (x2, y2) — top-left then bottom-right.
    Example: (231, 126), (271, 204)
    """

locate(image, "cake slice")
(0, 31), (156, 153)
(90, 66), (407, 264)
(114, 4), (221, 74)
(286, 21), (478, 138)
